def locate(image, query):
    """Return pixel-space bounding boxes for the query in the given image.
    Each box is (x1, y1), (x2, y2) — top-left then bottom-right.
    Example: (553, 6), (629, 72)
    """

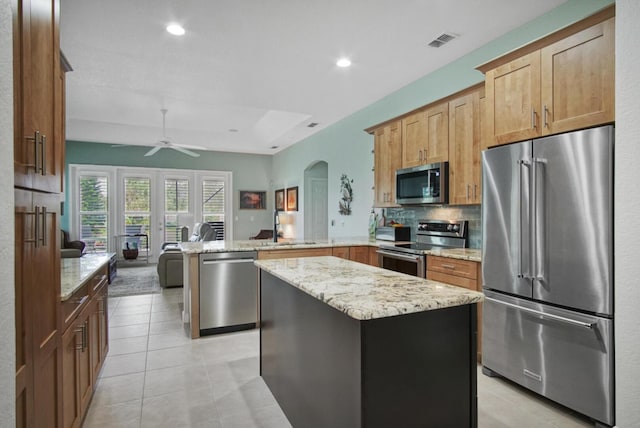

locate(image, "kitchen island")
(256, 256), (484, 428)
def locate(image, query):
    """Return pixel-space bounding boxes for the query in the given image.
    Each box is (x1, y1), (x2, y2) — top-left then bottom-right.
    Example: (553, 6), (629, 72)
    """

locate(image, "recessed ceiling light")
(166, 24), (185, 36)
(228, 128), (239, 133)
(270, 146), (279, 149)
(336, 58), (351, 68)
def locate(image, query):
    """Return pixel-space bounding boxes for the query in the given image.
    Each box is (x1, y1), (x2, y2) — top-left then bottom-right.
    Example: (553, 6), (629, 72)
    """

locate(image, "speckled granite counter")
(255, 256), (483, 320)
(179, 237), (481, 262)
(179, 237), (394, 254)
(61, 254), (111, 301)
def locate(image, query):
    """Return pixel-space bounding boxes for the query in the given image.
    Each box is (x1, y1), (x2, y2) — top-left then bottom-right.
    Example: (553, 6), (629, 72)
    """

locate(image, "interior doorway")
(304, 161), (328, 240)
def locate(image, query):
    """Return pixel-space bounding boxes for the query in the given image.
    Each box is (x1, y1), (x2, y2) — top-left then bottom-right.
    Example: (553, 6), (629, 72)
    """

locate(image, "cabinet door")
(368, 247), (379, 267)
(541, 17), (614, 135)
(98, 285), (109, 364)
(373, 121), (401, 207)
(424, 102), (449, 163)
(401, 112), (426, 168)
(448, 92), (480, 205)
(485, 51), (541, 147)
(61, 321), (82, 428)
(77, 306), (93, 417)
(332, 247), (350, 260)
(30, 191), (62, 428)
(14, 190), (34, 428)
(14, 0), (63, 193)
(348, 246), (369, 264)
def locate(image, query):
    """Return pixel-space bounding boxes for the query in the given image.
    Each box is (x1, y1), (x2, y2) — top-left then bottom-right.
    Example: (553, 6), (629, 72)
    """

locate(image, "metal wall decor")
(339, 174), (353, 215)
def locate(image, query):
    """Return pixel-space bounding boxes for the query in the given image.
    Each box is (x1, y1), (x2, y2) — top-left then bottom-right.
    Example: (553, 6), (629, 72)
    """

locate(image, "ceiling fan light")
(166, 24), (186, 36)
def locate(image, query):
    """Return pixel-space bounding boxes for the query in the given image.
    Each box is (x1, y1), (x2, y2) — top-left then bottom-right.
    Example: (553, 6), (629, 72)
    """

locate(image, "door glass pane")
(203, 179), (225, 239)
(79, 175), (108, 253)
(123, 177), (150, 255)
(164, 178), (189, 241)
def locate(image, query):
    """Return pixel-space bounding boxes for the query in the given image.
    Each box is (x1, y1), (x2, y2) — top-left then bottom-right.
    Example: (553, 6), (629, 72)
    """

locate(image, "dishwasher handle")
(202, 258), (255, 265)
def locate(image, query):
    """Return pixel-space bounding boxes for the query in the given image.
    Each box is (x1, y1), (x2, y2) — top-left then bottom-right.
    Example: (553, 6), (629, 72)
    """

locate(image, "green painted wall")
(272, 0), (613, 239)
(63, 141), (274, 239)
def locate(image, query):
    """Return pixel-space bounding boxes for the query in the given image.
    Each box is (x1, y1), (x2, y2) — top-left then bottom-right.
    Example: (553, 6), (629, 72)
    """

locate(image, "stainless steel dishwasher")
(199, 251), (258, 335)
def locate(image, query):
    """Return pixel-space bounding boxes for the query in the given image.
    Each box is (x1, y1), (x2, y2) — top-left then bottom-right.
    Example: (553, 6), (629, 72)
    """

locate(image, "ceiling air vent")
(428, 32), (457, 48)
(307, 122), (319, 128)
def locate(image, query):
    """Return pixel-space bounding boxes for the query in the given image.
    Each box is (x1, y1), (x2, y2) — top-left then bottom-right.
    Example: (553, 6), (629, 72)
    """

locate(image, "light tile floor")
(84, 289), (594, 427)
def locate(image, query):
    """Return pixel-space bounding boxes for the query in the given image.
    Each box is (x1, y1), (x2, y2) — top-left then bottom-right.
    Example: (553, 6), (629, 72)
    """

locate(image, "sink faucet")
(273, 209), (280, 242)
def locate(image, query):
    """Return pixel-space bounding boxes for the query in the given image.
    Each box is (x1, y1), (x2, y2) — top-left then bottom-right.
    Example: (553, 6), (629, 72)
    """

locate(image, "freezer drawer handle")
(485, 296), (596, 330)
(523, 369), (542, 382)
(202, 259), (255, 265)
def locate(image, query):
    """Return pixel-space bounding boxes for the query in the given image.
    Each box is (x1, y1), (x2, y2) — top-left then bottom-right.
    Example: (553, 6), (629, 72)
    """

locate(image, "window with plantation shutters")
(164, 178), (189, 241)
(123, 176), (151, 252)
(203, 179), (225, 239)
(79, 174), (109, 252)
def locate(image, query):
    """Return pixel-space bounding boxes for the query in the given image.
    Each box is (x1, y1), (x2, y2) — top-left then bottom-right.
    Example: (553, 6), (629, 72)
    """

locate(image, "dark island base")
(260, 270), (478, 428)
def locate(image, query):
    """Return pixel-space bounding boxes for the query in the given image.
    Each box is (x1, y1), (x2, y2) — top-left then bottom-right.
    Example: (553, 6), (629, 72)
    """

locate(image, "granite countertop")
(255, 256), (484, 321)
(61, 254), (111, 301)
(179, 238), (481, 262)
(179, 237), (400, 254)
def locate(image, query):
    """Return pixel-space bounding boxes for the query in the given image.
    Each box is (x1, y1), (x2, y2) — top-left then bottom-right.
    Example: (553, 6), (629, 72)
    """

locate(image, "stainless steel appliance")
(481, 125), (614, 427)
(395, 162), (448, 205)
(199, 251), (258, 335)
(377, 220), (467, 277)
(375, 226), (411, 242)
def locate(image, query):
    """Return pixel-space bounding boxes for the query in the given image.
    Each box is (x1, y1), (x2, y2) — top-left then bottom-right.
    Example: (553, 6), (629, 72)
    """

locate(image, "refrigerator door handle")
(517, 159), (530, 279)
(484, 296), (596, 330)
(533, 158), (547, 282)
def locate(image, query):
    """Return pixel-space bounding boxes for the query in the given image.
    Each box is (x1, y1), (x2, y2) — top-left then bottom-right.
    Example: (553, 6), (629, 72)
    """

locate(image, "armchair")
(157, 223), (217, 288)
(61, 230), (85, 258)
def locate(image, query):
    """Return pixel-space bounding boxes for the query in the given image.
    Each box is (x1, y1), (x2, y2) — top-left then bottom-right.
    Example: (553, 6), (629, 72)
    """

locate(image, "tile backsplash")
(380, 205), (481, 249)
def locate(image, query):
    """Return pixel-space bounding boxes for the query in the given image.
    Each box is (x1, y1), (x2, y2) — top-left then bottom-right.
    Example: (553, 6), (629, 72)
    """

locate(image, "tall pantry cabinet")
(13, 0), (66, 427)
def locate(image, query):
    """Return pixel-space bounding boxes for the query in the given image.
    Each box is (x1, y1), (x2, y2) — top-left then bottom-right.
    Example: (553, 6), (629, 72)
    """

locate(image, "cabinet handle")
(74, 327), (84, 351)
(40, 134), (46, 175)
(418, 150), (423, 162)
(442, 264), (456, 270)
(467, 185), (470, 200)
(474, 184), (477, 200)
(25, 131), (40, 171)
(531, 108), (537, 129)
(40, 206), (47, 246)
(423, 149), (427, 162)
(543, 105), (549, 128)
(82, 321), (88, 351)
(33, 206), (40, 248)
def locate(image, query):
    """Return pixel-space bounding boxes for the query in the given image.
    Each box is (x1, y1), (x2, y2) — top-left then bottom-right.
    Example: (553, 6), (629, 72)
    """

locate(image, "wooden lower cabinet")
(332, 247), (350, 259)
(349, 246), (370, 264)
(61, 266), (109, 428)
(258, 247), (333, 260)
(427, 255), (482, 360)
(368, 247), (380, 267)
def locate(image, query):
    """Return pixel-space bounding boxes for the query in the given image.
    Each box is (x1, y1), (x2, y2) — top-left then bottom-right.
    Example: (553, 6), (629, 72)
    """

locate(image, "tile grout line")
(137, 295), (154, 428)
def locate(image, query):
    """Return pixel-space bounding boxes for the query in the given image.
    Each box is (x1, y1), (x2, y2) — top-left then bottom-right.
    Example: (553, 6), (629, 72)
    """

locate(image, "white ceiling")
(60, 0), (567, 155)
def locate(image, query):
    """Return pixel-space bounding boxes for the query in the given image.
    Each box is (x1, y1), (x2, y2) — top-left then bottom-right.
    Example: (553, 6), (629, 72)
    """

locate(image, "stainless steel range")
(377, 220), (468, 278)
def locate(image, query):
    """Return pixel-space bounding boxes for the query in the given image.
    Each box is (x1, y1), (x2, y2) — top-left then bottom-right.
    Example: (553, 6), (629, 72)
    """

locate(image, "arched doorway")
(304, 161), (328, 240)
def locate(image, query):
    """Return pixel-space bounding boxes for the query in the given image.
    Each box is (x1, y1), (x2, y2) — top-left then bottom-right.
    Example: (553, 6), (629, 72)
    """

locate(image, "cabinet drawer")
(62, 283), (89, 330)
(91, 272), (108, 296)
(332, 247), (350, 259)
(427, 255), (478, 280)
(427, 270), (478, 291)
(257, 248), (332, 260)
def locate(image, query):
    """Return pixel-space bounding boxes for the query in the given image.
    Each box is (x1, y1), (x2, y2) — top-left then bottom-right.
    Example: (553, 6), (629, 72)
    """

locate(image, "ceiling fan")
(112, 108), (202, 157)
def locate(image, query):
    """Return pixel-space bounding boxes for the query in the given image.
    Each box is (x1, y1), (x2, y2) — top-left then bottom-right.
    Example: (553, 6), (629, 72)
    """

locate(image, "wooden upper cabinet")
(540, 17), (614, 135)
(373, 121), (401, 207)
(481, 7), (615, 147)
(424, 102), (449, 163)
(449, 90), (481, 205)
(14, 0), (63, 193)
(485, 51), (542, 147)
(401, 103), (448, 168)
(401, 112), (426, 168)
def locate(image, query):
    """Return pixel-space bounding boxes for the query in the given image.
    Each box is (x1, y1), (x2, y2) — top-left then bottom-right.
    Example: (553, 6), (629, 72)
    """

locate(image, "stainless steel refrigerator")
(481, 125), (614, 427)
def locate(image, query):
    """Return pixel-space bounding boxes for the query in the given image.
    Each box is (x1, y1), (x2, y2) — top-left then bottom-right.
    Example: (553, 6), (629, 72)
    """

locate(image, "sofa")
(157, 223), (216, 287)
(61, 230), (85, 258)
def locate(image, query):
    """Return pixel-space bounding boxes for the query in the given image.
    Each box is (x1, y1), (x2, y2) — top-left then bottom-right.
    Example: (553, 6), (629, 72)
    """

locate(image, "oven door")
(376, 249), (425, 278)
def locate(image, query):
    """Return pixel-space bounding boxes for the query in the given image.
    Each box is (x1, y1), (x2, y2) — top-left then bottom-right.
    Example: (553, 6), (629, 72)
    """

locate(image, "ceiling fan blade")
(144, 146), (162, 157)
(111, 144), (134, 148)
(173, 143), (206, 150)
(171, 145), (200, 157)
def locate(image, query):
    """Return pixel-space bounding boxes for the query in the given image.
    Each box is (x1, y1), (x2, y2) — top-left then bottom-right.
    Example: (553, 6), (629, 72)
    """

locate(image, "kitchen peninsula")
(257, 256), (484, 427)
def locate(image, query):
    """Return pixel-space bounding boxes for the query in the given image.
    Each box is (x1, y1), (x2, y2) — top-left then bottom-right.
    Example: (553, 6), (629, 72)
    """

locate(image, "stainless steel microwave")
(395, 162), (448, 205)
